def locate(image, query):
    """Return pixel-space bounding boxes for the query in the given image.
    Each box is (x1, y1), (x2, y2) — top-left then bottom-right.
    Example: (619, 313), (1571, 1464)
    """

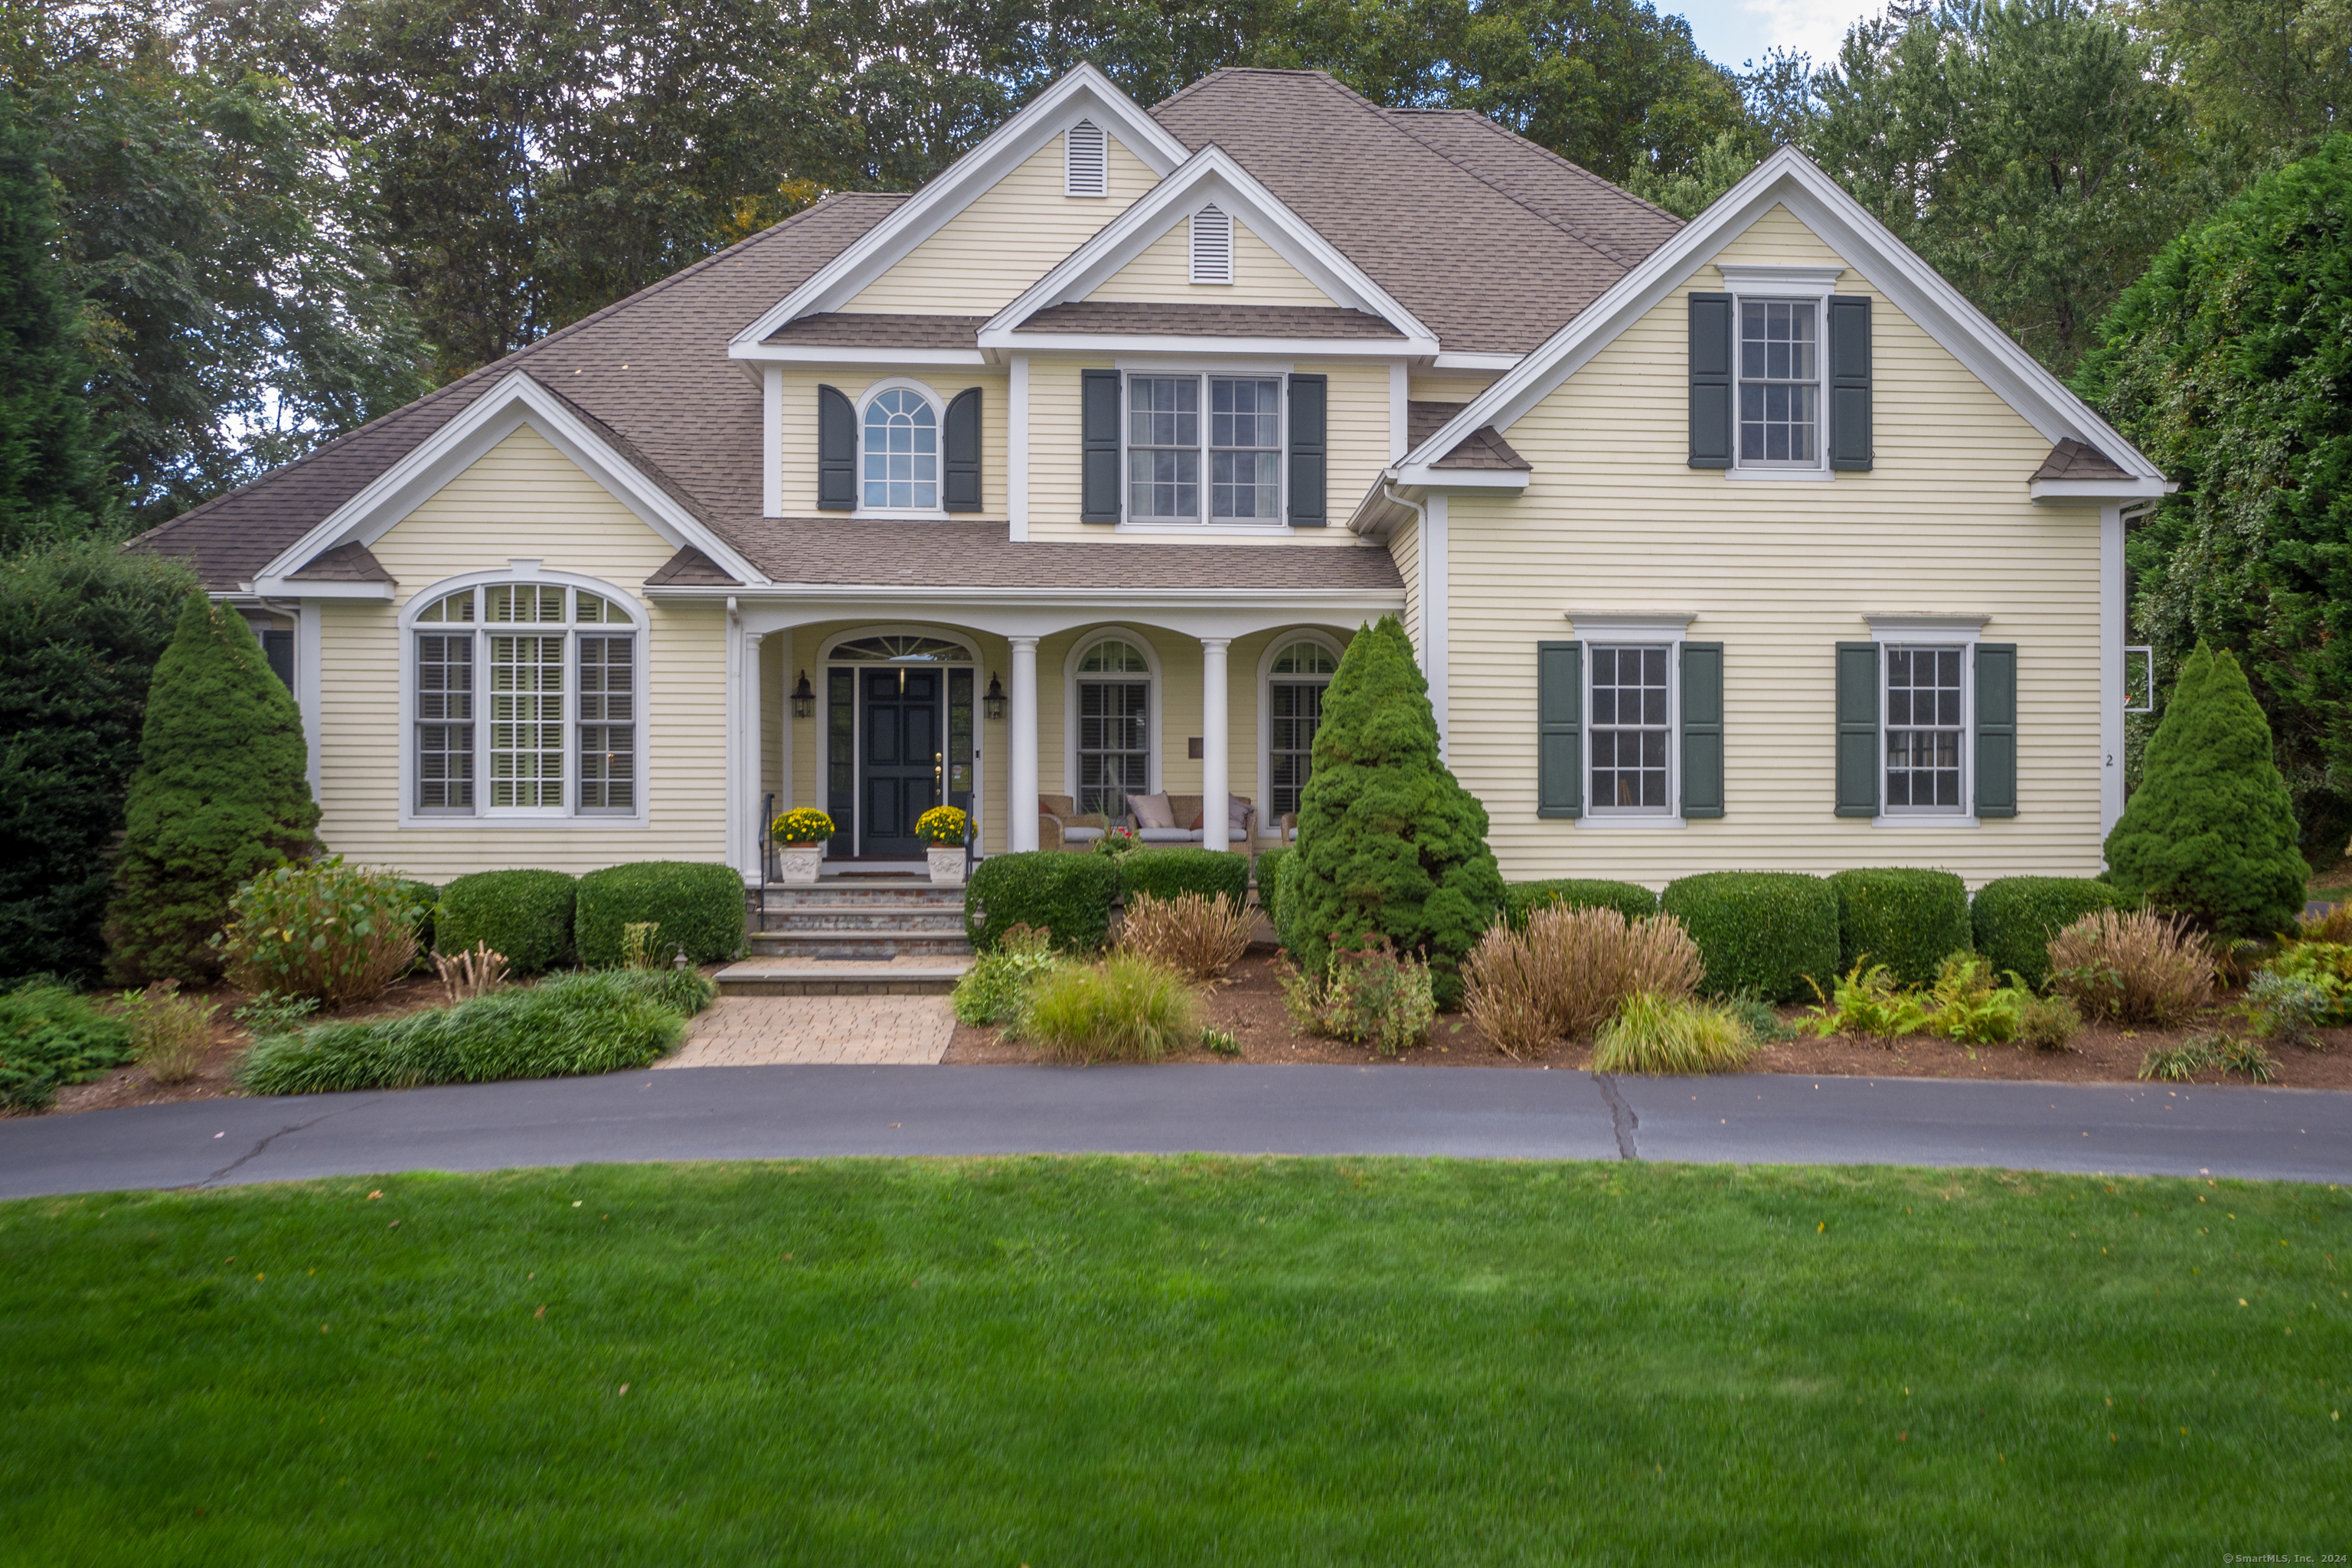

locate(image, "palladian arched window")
(863, 387), (938, 510)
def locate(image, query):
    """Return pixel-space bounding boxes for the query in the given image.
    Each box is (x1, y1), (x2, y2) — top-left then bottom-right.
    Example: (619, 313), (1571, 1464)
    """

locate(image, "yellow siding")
(841, 132), (1158, 315)
(315, 424), (728, 880)
(775, 368), (1008, 518)
(1448, 203), (2105, 887)
(1087, 217), (1334, 306)
(1407, 375), (1501, 404)
(1390, 514), (1420, 648)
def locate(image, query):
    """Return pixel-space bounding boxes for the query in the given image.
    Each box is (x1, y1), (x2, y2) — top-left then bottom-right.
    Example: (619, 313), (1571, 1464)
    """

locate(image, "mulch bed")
(944, 947), (2352, 1089)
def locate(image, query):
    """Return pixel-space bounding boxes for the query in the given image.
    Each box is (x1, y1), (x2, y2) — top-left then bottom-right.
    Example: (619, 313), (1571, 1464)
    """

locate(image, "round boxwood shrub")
(1122, 846), (1250, 909)
(1828, 867), (1970, 987)
(1659, 871), (1839, 1002)
(965, 851), (1122, 955)
(435, 870), (577, 974)
(1504, 879), (1656, 929)
(1970, 876), (2138, 991)
(1253, 847), (1290, 933)
(577, 860), (746, 968)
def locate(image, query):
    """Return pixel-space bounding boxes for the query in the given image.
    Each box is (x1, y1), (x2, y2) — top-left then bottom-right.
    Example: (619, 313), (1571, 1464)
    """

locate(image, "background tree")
(2138, 0), (2351, 156)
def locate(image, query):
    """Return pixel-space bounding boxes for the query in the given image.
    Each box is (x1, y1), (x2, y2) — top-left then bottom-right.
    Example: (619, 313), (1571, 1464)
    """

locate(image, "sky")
(1671, 0), (1880, 71)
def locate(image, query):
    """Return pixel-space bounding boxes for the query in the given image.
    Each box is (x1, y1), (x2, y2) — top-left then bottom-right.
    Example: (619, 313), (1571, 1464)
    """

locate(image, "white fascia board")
(729, 342), (991, 367)
(255, 371), (770, 587)
(1389, 463), (1528, 489)
(250, 577), (394, 599)
(734, 65), (1188, 345)
(975, 146), (1439, 354)
(645, 583), (1406, 611)
(1429, 351), (1521, 371)
(2030, 475), (2174, 502)
(1410, 146), (2168, 485)
(996, 332), (1413, 358)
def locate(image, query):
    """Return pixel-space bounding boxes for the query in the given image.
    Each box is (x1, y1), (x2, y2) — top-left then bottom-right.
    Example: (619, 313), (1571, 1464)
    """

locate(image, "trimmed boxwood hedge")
(435, 870), (577, 974)
(965, 852), (1122, 955)
(1971, 876), (2138, 991)
(1503, 879), (1657, 929)
(1828, 867), (1970, 987)
(576, 860), (746, 968)
(1122, 847), (1250, 909)
(1660, 871), (1840, 1002)
(1253, 848), (1290, 933)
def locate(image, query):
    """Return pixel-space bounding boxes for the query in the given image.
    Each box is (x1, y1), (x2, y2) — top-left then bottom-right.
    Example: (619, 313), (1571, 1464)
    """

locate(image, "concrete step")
(761, 910), (969, 935)
(714, 957), (972, 997)
(746, 930), (975, 962)
(750, 886), (966, 909)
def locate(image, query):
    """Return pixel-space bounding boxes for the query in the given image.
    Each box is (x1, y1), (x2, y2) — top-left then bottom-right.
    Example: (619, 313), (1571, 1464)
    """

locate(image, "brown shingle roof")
(286, 541), (392, 583)
(645, 546), (740, 586)
(1406, 400), (1526, 469)
(763, 312), (985, 348)
(1014, 302), (1406, 338)
(2031, 437), (2132, 482)
(717, 519), (1403, 590)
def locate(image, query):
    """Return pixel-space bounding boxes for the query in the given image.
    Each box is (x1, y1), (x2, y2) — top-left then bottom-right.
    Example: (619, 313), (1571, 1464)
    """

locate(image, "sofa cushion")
(1130, 792), (1175, 829)
(1137, 827), (1194, 843)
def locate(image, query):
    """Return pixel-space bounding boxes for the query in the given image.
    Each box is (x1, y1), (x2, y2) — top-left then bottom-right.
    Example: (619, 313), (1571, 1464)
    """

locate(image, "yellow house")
(132, 64), (2167, 890)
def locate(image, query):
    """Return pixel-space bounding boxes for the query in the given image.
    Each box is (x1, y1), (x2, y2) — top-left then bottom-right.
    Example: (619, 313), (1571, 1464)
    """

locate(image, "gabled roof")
(286, 541), (391, 583)
(2031, 438), (2133, 482)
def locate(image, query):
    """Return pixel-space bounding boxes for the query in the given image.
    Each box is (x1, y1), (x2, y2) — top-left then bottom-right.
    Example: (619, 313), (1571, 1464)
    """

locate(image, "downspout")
(1381, 479), (1446, 760)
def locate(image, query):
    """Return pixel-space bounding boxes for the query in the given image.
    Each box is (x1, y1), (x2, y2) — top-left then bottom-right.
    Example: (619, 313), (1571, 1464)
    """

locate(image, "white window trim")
(1062, 627), (1163, 807)
(814, 623), (983, 859)
(1256, 629), (1345, 831)
(1113, 362), (1292, 535)
(853, 377), (951, 520)
(1867, 614), (1982, 828)
(1723, 266), (1840, 479)
(1561, 614), (1693, 830)
(396, 567), (652, 829)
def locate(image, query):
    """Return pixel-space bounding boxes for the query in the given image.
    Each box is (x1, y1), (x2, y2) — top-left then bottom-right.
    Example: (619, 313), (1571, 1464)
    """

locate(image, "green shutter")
(942, 387), (982, 512)
(1538, 640), (1582, 818)
(817, 384), (856, 511)
(1680, 641), (1723, 818)
(1080, 368), (1119, 523)
(1975, 642), (2017, 818)
(1688, 293), (1733, 469)
(1828, 296), (1873, 471)
(1835, 641), (1880, 818)
(1287, 373), (1327, 526)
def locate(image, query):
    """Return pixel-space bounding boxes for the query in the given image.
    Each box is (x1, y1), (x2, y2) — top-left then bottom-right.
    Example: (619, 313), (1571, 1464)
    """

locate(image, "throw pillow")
(1131, 792), (1175, 829)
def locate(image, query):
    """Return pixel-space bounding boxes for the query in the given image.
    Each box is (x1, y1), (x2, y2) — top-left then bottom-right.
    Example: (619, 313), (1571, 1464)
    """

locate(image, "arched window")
(1074, 636), (1152, 819)
(1264, 635), (1341, 822)
(862, 387), (938, 511)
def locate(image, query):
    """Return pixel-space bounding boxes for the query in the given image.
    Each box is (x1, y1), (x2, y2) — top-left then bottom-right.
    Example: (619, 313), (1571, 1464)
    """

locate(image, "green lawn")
(3, 1159), (2347, 1563)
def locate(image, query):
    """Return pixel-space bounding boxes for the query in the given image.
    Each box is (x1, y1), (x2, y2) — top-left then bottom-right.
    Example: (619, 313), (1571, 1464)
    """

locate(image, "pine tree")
(0, 90), (109, 553)
(1285, 616), (1503, 1009)
(2102, 640), (2308, 937)
(103, 593), (320, 983)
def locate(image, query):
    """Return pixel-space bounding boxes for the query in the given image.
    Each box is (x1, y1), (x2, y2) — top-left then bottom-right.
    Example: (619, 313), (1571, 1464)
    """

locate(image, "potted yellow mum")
(916, 805), (969, 886)
(771, 807), (833, 884)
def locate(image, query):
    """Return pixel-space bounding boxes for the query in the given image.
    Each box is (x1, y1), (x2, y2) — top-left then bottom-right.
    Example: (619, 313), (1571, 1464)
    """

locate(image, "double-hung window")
(411, 580), (640, 818)
(1125, 373), (1283, 524)
(1738, 299), (1819, 466)
(1883, 645), (1965, 813)
(1589, 644), (1673, 813)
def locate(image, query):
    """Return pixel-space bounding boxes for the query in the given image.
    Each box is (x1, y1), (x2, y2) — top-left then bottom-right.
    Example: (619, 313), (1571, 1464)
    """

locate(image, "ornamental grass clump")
(1461, 905), (1700, 1057)
(0, 979), (132, 1111)
(216, 858), (425, 1008)
(2047, 908), (2215, 1027)
(1119, 891), (1251, 982)
(1592, 992), (1756, 1074)
(1013, 952), (1197, 1064)
(116, 978), (218, 1085)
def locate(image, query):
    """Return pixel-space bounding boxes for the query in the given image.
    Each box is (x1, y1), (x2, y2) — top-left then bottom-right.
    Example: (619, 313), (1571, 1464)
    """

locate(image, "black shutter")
(1828, 296), (1873, 471)
(1689, 292), (1733, 469)
(1835, 641), (1880, 818)
(1680, 641), (1723, 818)
(1287, 373), (1327, 527)
(1975, 642), (2017, 817)
(261, 629), (295, 693)
(1537, 640), (1583, 818)
(817, 384), (856, 511)
(1081, 368), (1120, 523)
(942, 387), (982, 512)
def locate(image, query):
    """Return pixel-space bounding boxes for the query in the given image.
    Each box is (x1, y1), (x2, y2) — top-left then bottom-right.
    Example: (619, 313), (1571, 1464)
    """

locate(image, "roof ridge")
(1420, 108), (1684, 228)
(1371, 106), (1665, 272)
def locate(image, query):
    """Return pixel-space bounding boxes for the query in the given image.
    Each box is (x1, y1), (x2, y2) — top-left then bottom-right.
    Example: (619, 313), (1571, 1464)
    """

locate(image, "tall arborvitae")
(1283, 616), (1502, 1009)
(0, 90), (109, 553)
(104, 594), (319, 983)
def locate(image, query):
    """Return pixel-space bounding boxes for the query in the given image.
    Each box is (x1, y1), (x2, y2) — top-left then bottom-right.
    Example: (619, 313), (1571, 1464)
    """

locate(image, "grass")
(5, 1160), (2345, 1562)
(1593, 991), (1758, 1073)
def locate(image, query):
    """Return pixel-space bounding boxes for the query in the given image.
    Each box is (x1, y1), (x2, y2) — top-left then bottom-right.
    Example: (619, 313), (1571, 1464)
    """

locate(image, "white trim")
(977, 146), (1439, 354)
(1006, 333), (1412, 358)
(1727, 289), (1828, 475)
(1062, 626), (1164, 804)
(1008, 636), (1040, 851)
(1867, 622), (1980, 828)
(1716, 263), (1843, 294)
(1424, 494), (1449, 757)
(1723, 469), (1836, 484)
(1188, 204), (1233, 285)
(813, 623), (984, 858)
(256, 371), (766, 590)
(1574, 632), (1684, 828)
(1256, 629), (1345, 832)
(1563, 612), (1697, 637)
(2101, 503), (2127, 847)
(1864, 612), (1990, 631)
(733, 65), (1189, 344)
(1430, 352), (1520, 371)
(294, 600), (324, 800)
(761, 366), (783, 518)
(1007, 353), (1031, 541)
(732, 622), (758, 878)
(2032, 475), (2172, 501)
(851, 376), (950, 519)
(1388, 464), (1529, 491)
(732, 344), (991, 368)
(269, 579), (394, 599)
(1388, 363), (1408, 461)
(1115, 364), (1290, 529)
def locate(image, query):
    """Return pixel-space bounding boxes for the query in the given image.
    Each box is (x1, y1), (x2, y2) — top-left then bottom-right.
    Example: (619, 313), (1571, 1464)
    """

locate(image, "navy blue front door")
(861, 667), (939, 856)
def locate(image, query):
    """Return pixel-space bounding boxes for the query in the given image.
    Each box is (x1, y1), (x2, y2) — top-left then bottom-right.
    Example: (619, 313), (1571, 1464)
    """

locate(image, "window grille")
(1737, 299), (1819, 464)
(1127, 377), (1199, 519)
(1885, 645), (1965, 812)
(1589, 645), (1672, 812)
(1210, 377), (1282, 518)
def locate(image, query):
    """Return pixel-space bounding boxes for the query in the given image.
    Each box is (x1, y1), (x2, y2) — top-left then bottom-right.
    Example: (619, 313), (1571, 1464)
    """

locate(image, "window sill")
(396, 814), (652, 830)
(1870, 814), (1980, 829)
(1114, 521), (1295, 537)
(853, 508), (954, 521)
(1574, 815), (1687, 831)
(1724, 467), (1836, 483)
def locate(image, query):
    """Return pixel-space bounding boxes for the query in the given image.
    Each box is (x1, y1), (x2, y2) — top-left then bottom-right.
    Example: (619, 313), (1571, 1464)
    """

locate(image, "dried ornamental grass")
(435, 942), (510, 1005)
(116, 979), (219, 1085)
(1462, 906), (1702, 1055)
(2047, 909), (2216, 1027)
(1462, 920), (1554, 1057)
(1119, 891), (1251, 981)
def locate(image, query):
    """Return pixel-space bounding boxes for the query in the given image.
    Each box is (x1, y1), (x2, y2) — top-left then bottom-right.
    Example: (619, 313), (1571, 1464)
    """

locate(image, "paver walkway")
(656, 995), (954, 1067)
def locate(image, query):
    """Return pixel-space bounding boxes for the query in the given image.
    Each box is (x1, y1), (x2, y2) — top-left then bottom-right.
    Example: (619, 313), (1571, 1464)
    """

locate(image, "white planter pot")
(777, 844), (822, 884)
(926, 847), (966, 887)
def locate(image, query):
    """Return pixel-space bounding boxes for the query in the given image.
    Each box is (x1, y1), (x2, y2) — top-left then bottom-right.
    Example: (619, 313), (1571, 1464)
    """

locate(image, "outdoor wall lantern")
(984, 673), (1006, 721)
(791, 671), (815, 719)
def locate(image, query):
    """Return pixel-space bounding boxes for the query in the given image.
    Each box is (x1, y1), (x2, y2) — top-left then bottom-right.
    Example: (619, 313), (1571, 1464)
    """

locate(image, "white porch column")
(737, 627), (765, 880)
(1008, 635), (1040, 851)
(1199, 637), (1230, 853)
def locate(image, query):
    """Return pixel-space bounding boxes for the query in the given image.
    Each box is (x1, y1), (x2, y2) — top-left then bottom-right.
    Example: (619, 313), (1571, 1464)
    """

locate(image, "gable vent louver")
(1064, 120), (1107, 197)
(1190, 204), (1233, 284)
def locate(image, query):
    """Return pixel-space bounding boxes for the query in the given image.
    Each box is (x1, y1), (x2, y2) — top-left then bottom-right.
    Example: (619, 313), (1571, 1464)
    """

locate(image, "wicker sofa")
(1122, 792), (1255, 846)
(1037, 794), (1108, 851)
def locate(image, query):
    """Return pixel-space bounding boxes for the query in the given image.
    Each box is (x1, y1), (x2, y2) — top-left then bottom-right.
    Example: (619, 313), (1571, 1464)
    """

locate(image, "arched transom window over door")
(1076, 636), (1151, 820)
(1267, 637), (1338, 818)
(864, 387), (937, 510)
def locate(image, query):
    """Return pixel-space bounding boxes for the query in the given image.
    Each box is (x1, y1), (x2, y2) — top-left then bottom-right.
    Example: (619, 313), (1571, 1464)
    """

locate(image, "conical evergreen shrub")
(103, 593), (319, 982)
(1285, 616), (1502, 1008)
(2102, 641), (2307, 938)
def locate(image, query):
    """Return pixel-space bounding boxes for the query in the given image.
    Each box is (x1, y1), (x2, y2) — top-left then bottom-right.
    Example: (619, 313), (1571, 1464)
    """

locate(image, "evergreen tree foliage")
(1285, 616), (1502, 1009)
(0, 537), (194, 983)
(2102, 641), (2308, 938)
(0, 88), (109, 553)
(103, 593), (319, 983)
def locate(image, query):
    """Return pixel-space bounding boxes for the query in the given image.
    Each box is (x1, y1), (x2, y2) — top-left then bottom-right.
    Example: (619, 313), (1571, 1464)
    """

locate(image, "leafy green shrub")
(1273, 850), (1305, 952)
(116, 978), (218, 1084)
(239, 969), (705, 1095)
(2102, 641), (2308, 938)
(2292, 783), (2352, 870)
(0, 979), (131, 1110)
(1802, 961), (1930, 1040)
(1969, 877), (2137, 991)
(2262, 942), (2352, 1025)
(1828, 868), (1970, 987)
(1280, 934), (1437, 1055)
(435, 870), (577, 974)
(576, 861), (745, 968)
(1286, 616), (1502, 1010)
(1726, 993), (1797, 1044)
(1592, 992), (1756, 1074)
(1121, 845), (1250, 908)
(1014, 953), (1197, 1063)
(393, 880), (439, 959)
(1660, 871), (1838, 1002)
(2048, 908), (2215, 1027)
(2019, 994), (2082, 1051)
(215, 858), (426, 1007)
(233, 990), (318, 1040)
(1253, 847), (1289, 932)
(1920, 952), (2027, 1044)
(1501, 879), (1656, 929)
(965, 852), (1120, 955)
(950, 926), (1060, 1026)
(2243, 971), (2331, 1047)
(103, 594), (320, 984)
